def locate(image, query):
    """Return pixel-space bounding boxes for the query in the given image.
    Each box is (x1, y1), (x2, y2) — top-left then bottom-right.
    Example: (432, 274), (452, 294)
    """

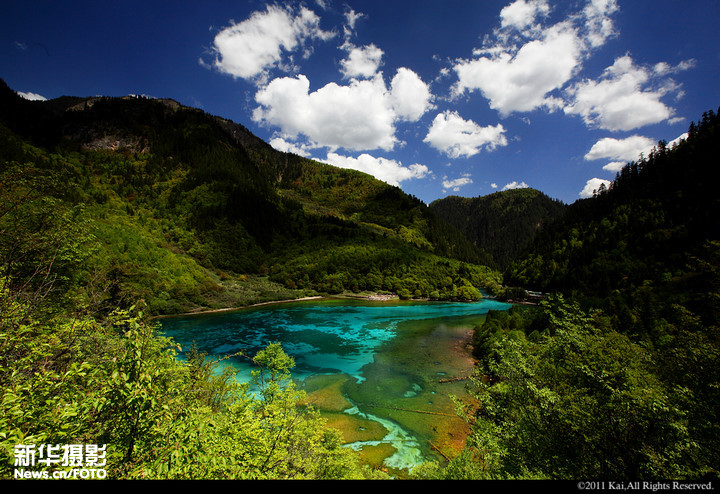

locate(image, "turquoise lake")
(157, 297), (512, 472)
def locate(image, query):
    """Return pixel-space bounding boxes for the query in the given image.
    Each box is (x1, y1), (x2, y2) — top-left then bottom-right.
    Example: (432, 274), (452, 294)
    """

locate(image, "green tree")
(418, 296), (697, 480)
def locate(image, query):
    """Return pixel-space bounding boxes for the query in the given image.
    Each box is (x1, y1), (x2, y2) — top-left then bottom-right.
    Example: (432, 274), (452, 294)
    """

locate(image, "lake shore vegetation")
(412, 109), (720, 481)
(1, 78), (718, 480)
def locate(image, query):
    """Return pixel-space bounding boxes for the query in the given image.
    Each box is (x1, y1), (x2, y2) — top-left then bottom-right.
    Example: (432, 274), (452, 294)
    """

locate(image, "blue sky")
(2, 0), (719, 205)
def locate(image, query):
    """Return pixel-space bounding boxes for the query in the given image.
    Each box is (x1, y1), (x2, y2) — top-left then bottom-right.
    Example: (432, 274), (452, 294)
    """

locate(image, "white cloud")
(17, 91), (47, 101)
(500, 0), (550, 31)
(269, 136), (312, 156)
(442, 175), (473, 192)
(565, 55), (679, 131)
(491, 183), (498, 189)
(602, 161), (626, 172)
(653, 58), (696, 76)
(389, 68), (434, 121)
(451, 0), (619, 116)
(340, 43), (384, 79)
(585, 135), (657, 162)
(253, 74), (397, 152)
(453, 23), (581, 115)
(209, 4), (334, 82)
(322, 152), (428, 186)
(253, 66), (433, 153)
(246, 5), (433, 153)
(580, 177), (611, 198)
(343, 8), (364, 36)
(502, 180), (529, 190)
(424, 111), (507, 158)
(669, 133), (688, 147)
(579, 0), (619, 48)
(585, 132), (689, 172)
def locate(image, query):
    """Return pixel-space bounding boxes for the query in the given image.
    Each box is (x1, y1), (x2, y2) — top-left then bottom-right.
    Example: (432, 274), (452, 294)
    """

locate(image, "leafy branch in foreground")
(0, 292), (376, 479)
(414, 295), (715, 480)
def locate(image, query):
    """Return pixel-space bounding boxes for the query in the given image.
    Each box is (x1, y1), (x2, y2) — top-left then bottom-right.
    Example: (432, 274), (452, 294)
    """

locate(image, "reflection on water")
(158, 297), (511, 473)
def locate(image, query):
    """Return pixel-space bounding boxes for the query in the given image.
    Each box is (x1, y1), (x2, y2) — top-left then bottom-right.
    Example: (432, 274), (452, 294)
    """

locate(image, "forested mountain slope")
(0, 79), (498, 316)
(429, 188), (566, 268)
(417, 108), (720, 480)
(506, 108), (720, 325)
(4, 73), (719, 479)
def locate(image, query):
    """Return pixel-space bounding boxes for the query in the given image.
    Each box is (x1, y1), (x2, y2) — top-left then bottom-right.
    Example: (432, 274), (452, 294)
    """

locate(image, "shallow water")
(157, 297), (511, 472)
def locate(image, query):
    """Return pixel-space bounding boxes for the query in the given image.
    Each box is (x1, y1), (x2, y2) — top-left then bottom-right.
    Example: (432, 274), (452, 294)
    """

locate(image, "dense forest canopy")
(0, 78), (500, 317)
(418, 108), (720, 480)
(0, 78), (499, 479)
(429, 188), (567, 269)
(1, 76), (718, 480)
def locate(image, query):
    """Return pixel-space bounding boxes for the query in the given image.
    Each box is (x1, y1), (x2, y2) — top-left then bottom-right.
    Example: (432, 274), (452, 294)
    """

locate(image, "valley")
(1, 78), (718, 480)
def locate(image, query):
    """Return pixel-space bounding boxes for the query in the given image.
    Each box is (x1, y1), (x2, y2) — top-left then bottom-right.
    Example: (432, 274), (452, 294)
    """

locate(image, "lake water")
(157, 297), (511, 473)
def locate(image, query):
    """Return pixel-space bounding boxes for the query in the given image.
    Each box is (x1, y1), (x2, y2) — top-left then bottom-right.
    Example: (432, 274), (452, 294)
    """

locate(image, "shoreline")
(151, 290), (498, 320)
(151, 295), (326, 319)
(151, 292), (402, 319)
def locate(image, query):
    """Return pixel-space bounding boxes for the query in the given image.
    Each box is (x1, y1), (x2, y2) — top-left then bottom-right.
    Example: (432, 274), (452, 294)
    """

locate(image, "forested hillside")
(415, 108), (720, 480)
(0, 79), (498, 317)
(4, 74), (718, 480)
(429, 188), (566, 268)
(0, 78), (504, 480)
(506, 108), (720, 323)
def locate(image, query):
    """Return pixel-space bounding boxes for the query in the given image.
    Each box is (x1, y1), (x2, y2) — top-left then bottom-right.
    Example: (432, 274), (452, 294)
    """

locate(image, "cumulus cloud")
(424, 111), (507, 158)
(253, 66), (433, 153)
(500, 0), (550, 32)
(269, 136), (313, 156)
(579, 0), (620, 48)
(502, 180), (530, 190)
(253, 74), (398, 151)
(580, 177), (611, 198)
(17, 91), (47, 101)
(601, 162), (625, 172)
(322, 152), (428, 186)
(453, 23), (581, 115)
(442, 174), (473, 192)
(585, 135), (656, 162)
(653, 58), (696, 76)
(209, 4), (334, 82)
(389, 67), (435, 121)
(451, 0), (619, 116)
(340, 43), (384, 79)
(564, 55), (681, 131)
(669, 133), (688, 147)
(343, 8), (364, 37)
(587, 133), (689, 172)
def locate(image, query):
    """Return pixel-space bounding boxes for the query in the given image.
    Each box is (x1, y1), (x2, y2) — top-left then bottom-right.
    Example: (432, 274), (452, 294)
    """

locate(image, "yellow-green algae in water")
(310, 316), (481, 473)
(158, 298), (512, 473)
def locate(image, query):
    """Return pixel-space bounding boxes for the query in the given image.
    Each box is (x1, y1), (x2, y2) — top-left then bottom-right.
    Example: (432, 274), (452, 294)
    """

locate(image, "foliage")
(0, 79), (499, 316)
(5, 76), (718, 480)
(0, 286), (373, 479)
(506, 108), (720, 311)
(430, 188), (566, 269)
(416, 296), (715, 480)
(0, 82), (403, 479)
(415, 109), (720, 481)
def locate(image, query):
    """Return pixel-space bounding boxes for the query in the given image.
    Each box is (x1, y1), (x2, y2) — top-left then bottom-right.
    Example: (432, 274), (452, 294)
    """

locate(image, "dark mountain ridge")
(4, 74), (720, 479)
(429, 188), (567, 269)
(507, 108), (720, 297)
(0, 78), (497, 315)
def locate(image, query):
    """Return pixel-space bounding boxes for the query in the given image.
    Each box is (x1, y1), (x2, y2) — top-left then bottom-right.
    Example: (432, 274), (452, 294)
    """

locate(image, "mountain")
(428, 107), (720, 481)
(0, 79), (498, 316)
(506, 106), (720, 331)
(429, 188), (566, 269)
